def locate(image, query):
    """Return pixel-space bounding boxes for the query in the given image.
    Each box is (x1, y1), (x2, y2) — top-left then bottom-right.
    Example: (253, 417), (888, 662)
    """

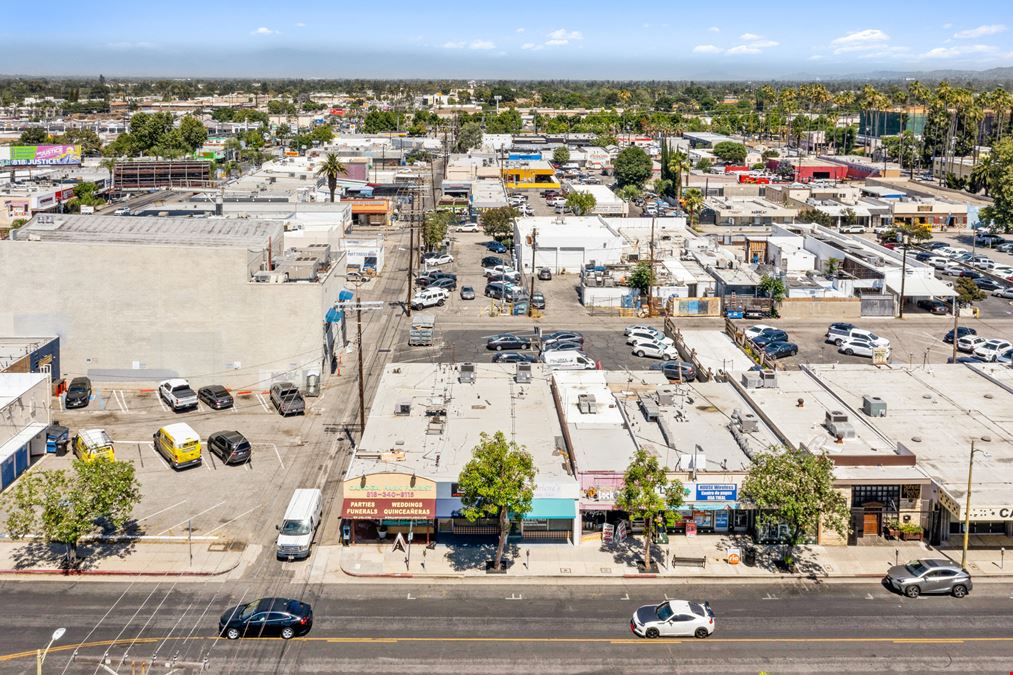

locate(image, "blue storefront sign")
(695, 484), (737, 501)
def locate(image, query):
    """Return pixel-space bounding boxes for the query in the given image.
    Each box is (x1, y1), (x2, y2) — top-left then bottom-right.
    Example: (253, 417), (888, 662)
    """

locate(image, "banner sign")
(0, 145), (82, 167)
(695, 484), (738, 501)
(601, 522), (614, 544)
(615, 520), (627, 543)
(341, 472), (436, 519)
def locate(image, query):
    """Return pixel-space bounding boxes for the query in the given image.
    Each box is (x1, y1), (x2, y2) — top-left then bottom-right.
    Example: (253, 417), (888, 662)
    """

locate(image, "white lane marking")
(406, 593), (414, 600)
(267, 442), (285, 471)
(134, 499), (188, 524)
(762, 593), (779, 600)
(505, 593), (523, 600)
(114, 390), (130, 413)
(155, 500), (227, 536)
(204, 504), (262, 536)
(157, 395), (168, 413)
(620, 592), (630, 600)
(255, 393), (271, 413)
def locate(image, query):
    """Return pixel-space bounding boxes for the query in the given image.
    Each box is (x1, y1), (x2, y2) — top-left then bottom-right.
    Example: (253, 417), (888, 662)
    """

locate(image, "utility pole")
(961, 439), (983, 570)
(528, 226), (537, 316)
(333, 292), (385, 438)
(898, 234), (910, 318)
(951, 303), (960, 363)
(649, 216), (657, 316)
(406, 193), (416, 315)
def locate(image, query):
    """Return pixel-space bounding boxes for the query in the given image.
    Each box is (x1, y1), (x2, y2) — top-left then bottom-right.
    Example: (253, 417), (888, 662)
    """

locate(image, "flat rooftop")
(12, 214), (283, 248)
(556, 369), (639, 474)
(346, 363), (573, 488)
(679, 331), (754, 374)
(0, 337), (56, 372)
(809, 364), (1013, 510)
(0, 372), (47, 409)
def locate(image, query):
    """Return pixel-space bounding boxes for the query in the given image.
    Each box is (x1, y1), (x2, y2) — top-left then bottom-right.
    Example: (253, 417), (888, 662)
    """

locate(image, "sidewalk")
(0, 539), (259, 580)
(331, 535), (1013, 581)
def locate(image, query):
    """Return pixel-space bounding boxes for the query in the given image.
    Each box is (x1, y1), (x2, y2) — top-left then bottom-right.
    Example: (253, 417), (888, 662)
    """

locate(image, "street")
(3, 580), (1012, 673)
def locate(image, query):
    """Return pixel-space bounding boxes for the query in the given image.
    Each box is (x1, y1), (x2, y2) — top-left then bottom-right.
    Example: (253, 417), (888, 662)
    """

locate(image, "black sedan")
(492, 351), (538, 364)
(487, 334), (531, 351)
(198, 385), (234, 410)
(427, 277), (457, 291)
(944, 326), (976, 344)
(531, 291), (546, 309)
(64, 377), (92, 409)
(481, 256), (505, 268)
(752, 329), (789, 348)
(974, 278), (1003, 292)
(542, 340), (583, 352)
(208, 430), (251, 465)
(959, 269), (982, 279)
(763, 341), (799, 359)
(219, 597), (313, 640)
(916, 299), (950, 315)
(541, 331), (584, 346)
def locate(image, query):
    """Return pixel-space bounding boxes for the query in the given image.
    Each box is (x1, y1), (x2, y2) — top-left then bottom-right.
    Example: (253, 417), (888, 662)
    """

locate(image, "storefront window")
(852, 485), (900, 509)
(950, 520), (1008, 535)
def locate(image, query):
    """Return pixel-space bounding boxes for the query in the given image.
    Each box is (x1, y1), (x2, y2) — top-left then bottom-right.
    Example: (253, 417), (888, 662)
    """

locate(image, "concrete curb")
(0, 558), (241, 578)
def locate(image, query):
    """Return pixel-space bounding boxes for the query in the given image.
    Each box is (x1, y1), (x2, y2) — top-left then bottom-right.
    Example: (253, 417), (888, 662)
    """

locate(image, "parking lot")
(18, 384), (343, 545)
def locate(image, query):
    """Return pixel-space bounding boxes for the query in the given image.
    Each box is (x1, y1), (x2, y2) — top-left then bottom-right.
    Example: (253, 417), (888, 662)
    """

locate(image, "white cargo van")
(276, 489), (323, 560)
(541, 351), (596, 370)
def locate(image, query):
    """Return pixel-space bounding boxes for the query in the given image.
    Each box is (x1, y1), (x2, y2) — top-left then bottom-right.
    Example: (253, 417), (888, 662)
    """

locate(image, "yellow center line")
(2, 634), (1010, 663)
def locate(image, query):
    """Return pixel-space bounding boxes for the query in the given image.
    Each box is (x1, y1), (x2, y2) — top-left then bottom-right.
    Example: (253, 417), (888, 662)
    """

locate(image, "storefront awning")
(521, 498), (577, 520)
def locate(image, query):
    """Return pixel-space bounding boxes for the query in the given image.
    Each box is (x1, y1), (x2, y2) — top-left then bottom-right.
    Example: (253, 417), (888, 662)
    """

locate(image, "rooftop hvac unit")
(252, 270), (288, 283)
(759, 371), (778, 388)
(739, 412), (759, 433)
(741, 372), (762, 389)
(295, 243), (332, 265)
(656, 385), (677, 406)
(515, 363), (532, 383)
(577, 393), (598, 414)
(458, 363), (476, 384)
(824, 410), (856, 439)
(862, 395), (887, 417)
(276, 255), (321, 281)
(394, 401), (411, 416)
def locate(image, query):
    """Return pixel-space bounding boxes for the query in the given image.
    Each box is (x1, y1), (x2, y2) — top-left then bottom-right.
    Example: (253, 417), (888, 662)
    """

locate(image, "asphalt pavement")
(4, 580), (1012, 673)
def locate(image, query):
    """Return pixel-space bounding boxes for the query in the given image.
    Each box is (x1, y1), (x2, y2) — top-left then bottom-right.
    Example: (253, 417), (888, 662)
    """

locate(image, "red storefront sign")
(341, 498), (435, 519)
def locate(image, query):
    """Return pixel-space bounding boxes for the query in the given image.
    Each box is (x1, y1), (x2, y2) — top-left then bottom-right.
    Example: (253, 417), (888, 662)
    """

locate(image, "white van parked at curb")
(276, 489), (323, 560)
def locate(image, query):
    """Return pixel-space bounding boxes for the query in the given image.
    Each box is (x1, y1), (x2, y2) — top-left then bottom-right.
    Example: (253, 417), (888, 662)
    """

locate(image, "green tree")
(457, 431), (537, 572)
(615, 185), (642, 203)
(65, 181), (106, 213)
(740, 447), (850, 569)
(3, 458), (141, 566)
(592, 133), (617, 147)
(955, 276), (986, 305)
(552, 146), (571, 165)
(56, 128), (102, 155)
(614, 448), (683, 571)
(652, 178), (672, 196)
(758, 273), (787, 306)
(894, 222), (934, 242)
(979, 138), (1013, 232)
(18, 126), (49, 144)
(667, 150), (691, 200)
(455, 122), (483, 152)
(99, 157), (117, 188)
(565, 191), (596, 216)
(178, 115), (209, 152)
(614, 146), (653, 188)
(316, 152), (346, 202)
(695, 157), (714, 172)
(627, 261), (655, 296)
(796, 207), (833, 227)
(681, 188), (704, 227)
(712, 141), (748, 164)
(423, 210), (455, 249)
(480, 206), (517, 239)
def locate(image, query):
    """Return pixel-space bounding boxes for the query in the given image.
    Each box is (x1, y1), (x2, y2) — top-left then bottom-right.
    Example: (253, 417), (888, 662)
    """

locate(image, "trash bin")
(743, 545), (757, 567)
(304, 372), (320, 397)
(46, 424), (70, 456)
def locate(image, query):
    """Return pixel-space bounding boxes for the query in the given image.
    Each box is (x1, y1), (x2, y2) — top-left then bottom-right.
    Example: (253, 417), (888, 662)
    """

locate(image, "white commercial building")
(514, 216), (624, 274)
(2, 215), (348, 388)
(0, 372), (51, 491)
(565, 183), (628, 216)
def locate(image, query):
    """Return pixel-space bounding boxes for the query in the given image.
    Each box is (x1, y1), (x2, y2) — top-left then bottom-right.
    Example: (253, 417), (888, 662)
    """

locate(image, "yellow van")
(74, 428), (116, 462)
(152, 423), (202, 470)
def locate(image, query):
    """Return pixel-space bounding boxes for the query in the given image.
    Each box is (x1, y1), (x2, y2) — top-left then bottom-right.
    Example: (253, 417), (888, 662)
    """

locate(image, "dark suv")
(64, 377), (92, 409)
(270, 383), (305, 416)
(208, 430), (252, 465)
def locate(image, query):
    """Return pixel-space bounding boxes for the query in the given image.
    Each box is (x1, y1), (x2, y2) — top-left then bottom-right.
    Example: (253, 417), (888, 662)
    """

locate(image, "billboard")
(341, 472), (436, 519)
(0, 145), (82, 167)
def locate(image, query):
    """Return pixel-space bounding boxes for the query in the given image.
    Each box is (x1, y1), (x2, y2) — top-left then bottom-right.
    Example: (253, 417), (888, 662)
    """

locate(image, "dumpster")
(46, 424), (70, 455)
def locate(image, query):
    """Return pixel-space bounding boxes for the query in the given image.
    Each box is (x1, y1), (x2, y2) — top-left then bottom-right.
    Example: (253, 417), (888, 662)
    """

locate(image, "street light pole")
(36, 627), (65, 675)
(528, 227), (537, 317)
(961, 440), (984, 570)
(898, 234), (910, 318)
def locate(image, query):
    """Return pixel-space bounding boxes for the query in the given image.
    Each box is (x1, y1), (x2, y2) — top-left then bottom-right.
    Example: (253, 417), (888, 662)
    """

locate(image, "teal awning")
(520, 498), (577, 520)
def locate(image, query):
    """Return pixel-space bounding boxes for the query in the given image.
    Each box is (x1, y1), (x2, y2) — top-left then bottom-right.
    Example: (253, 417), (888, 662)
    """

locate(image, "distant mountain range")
(828, 66), (1013, 82)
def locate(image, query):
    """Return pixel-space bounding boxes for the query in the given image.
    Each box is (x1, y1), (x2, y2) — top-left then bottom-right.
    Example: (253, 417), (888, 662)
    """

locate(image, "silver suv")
(884, 558), (972, 598)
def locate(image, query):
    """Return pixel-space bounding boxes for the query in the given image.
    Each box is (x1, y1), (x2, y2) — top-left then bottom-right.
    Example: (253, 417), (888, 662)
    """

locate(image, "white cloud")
(251, 26), (277, 36)
(727, 45), (762, 55)
(516, 27), (525, 33)
(545, 28), (583, 46)
(521, 42), (542, 51)
(295, 21), (305, 28)
(830, 28), (890, 54)
(469, 39), (495, 50)
(921, 44), (999, 58)
(809, 55), (824, 61)
(692, 44), (723, 54)
(708, 26), (720, 33)
(739, 32), (763, 41)
(954, 24), (1006, 39)
(442, 41), (466, 49)
(942, 22), (953, 29)
(106, 41), (156, 50)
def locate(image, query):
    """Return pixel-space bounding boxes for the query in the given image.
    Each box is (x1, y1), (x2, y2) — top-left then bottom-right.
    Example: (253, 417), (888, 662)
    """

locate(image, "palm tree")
(682, 188), (704, 228)
(668, 150), (691, 201)
(99, 157), (117, 191)
(316, 152), (346, 202)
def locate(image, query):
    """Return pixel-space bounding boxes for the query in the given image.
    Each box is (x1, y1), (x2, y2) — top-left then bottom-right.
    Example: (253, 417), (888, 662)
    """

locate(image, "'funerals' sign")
(341, 472), (436, 519)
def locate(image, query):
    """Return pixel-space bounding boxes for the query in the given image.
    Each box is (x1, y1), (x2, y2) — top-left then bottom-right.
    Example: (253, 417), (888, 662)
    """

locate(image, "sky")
(5, 0), (1013, 80)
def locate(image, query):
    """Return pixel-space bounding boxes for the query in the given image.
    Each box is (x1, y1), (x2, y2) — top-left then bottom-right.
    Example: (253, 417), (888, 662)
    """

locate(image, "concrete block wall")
(778, 297), (862, 321)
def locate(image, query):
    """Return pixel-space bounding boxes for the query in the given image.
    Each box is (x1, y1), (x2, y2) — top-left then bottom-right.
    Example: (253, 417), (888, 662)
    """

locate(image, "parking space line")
(255, 393), (271, 414)
(155, 500), (227, 536)
(116, 390), (131, 413)
(266, 442), (285, 471)
(157, 395), (168, 413)
(204, 504), (262, 536)
(134, 499), (188, 524)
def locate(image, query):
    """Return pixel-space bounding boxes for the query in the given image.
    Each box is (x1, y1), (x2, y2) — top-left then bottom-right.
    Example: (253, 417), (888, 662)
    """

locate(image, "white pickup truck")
(159, 378), (198, 412)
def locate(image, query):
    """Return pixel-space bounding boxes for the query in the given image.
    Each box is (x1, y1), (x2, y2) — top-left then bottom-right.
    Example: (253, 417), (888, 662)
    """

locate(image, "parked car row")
(743, 324), (798, 360)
